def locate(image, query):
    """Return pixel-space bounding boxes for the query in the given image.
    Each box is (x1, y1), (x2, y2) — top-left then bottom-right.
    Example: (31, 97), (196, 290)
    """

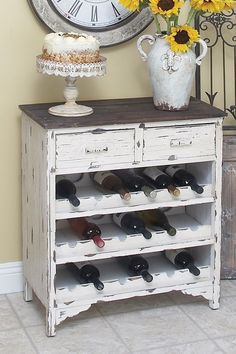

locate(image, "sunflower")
(118, 0), (140, 11)
(190, 0), (224, 13)
(166, 25), (200, 53)
(222, 0), (236, 10)
(149, 0), (184, 17)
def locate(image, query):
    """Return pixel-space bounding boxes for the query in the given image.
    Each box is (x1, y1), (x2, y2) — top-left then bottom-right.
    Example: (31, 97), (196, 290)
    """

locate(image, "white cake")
(41, 32), (101, 64)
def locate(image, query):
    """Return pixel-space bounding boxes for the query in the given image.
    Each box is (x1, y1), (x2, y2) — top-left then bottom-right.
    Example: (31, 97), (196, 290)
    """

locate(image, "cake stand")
(36, 56), (107, 117)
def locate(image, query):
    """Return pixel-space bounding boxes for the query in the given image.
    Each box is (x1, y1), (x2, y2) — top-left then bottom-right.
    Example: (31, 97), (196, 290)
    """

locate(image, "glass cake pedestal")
(36, 56), (107, 117)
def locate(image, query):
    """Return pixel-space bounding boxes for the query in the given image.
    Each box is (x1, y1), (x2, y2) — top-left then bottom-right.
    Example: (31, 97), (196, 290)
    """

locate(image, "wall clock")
(28, 0), (153, 47)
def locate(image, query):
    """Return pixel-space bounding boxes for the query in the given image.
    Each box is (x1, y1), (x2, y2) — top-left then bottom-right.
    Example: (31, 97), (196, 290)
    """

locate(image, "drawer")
(143, 124), (215, 162)
(55, 128), (135, 169)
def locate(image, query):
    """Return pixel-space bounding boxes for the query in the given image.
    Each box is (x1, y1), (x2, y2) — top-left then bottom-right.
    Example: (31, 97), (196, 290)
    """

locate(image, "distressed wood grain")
(20, 98), (224, 335)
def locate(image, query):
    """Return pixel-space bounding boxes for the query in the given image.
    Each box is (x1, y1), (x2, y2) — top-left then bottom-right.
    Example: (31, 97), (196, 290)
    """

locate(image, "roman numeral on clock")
(111, 2), (120, 17)
(68, 0), (83, 17)
(91, 5), (98, 22)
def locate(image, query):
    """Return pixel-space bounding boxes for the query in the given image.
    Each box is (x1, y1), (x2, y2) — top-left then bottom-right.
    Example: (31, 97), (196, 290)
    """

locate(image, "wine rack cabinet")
(20, 97), (225, 336)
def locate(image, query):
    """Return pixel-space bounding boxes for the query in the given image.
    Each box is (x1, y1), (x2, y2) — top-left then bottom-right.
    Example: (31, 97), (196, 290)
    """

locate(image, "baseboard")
(0, 261), (23, 294)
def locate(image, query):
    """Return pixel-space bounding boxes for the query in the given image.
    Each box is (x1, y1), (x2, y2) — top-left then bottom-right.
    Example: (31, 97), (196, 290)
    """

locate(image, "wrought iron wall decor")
(195, 9), (236, 122)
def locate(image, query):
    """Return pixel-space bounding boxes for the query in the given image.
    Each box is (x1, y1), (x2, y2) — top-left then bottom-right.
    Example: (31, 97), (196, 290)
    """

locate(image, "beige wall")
(0, 1), (155, 263)
(0, 2), (234, 263)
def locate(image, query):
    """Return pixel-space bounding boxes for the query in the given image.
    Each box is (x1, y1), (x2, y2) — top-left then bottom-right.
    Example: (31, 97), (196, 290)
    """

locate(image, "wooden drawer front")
(143, 124), (215, 162)
(56, 129), (135, 169)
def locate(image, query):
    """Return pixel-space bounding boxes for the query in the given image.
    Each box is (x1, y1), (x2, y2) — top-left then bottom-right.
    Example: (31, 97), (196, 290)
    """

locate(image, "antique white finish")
(36, 57), (106, 117)
(137, 35), (208, 110)
(22, 112), (223, 336)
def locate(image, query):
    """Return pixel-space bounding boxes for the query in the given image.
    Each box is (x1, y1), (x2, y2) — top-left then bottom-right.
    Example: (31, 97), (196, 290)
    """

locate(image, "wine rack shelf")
(56, 248), (211, 304)
(56, 208), (213, 264)
(55, 183), (213, 218)
(20, 97), (224, 336)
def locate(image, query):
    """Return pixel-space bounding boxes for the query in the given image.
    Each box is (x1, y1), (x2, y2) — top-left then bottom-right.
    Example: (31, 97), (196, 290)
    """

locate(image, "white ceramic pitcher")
(137, 34), (208, 111)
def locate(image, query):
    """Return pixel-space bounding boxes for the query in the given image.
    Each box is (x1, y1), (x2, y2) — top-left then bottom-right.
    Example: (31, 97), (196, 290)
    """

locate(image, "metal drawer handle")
(170, 138), (192, 147)
(85, 146), (109, 154)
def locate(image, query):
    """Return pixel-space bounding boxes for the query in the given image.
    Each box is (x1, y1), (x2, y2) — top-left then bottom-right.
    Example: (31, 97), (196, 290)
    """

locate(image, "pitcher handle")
(137, 35), (155, 61)
(196, 39), (208, 66)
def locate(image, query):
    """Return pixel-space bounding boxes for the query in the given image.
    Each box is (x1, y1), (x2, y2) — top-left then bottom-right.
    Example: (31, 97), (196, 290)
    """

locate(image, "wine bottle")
(91, 171), (131, 201)
(67, 263), (104, 290)
(165, 249), (200, 276)
(164, 166), (204, 194)
(138, 209), (176, 236)
(113, 212), (152, 239)
(121, 255), (153, 282)
(142, 167), (180, 197)
(113, 169), (157, 199)
(68, 217), (105, 248)
(56, 179), (80, 207)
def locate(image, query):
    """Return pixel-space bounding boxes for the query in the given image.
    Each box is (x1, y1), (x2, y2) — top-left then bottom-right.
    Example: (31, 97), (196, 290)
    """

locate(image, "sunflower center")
(158, 0), (175, 11)
(174, 30), (190, 44)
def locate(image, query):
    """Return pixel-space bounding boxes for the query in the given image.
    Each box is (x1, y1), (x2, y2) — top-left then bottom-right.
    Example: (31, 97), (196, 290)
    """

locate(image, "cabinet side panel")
(221, 161), (236, 278)
(210, 119), (223, 307)
(22, 114), (50, 306)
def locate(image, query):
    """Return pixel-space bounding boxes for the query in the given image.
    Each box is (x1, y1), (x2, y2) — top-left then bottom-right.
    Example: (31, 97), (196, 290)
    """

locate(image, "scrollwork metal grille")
(195, 9), (236, 122)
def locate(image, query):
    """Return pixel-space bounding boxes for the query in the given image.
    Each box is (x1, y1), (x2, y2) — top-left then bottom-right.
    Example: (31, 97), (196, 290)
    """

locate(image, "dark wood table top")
(19, 97), (226, 130)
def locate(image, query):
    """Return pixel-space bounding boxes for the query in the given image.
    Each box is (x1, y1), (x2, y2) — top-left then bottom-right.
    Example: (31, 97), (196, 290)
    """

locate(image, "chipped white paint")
(56, 128), (135, 169)
(56, 210), (213, 264)
(137, 35), (208, 110)
(143, 124), (216, 162)
(21, 112), (223, 336)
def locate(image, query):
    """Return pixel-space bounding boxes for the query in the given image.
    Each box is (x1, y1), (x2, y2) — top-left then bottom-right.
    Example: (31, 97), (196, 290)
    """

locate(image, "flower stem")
(174, 15), (178, 27)
(153, 14), (161, 34)
(161, 15), (171, 34)
(186, 8), (198, 25)
(167, 17), (171, 33)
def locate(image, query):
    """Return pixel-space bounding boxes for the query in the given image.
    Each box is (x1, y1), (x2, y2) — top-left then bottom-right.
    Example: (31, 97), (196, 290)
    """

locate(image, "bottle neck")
(92, 278), (104, 291)
(187, 263), (200, 276)
(68, 194), (80, 207)
(141, 185), (157, 199)
(92, 234), (105, 248)
(140, 270), (153, 283)
(165, 224), (177, 236)
(139, 227), (152, 239)
(190, 183), (204, 194)
(167, 184), (180, 197)
(118, 188), (131, 201)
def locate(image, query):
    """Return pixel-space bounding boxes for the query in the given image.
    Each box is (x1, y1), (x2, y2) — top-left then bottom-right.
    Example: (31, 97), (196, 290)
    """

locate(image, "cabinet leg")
(209, 298), (220, 310)
(46, 309), (56, 337)
(23, 280), (33, 302)
(209, 286), (220, 310)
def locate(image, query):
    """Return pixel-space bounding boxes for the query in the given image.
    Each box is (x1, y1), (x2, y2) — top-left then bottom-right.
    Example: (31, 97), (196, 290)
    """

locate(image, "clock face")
(49, 0), (133, 29)
(29, 0), (153, 46)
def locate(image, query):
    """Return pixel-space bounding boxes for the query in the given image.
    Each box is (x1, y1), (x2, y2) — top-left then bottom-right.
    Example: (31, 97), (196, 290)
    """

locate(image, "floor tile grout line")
(211, 338), (227, 354)
(176, 301), (214, 341)
(96, 302), (226, 354)
(211, 333), (236, 354)
(177, 293), (236, 343)
(95, 305), (132, 353)
(176, 299), (234, 353)
(6, 295), (40, 354)
(130, 338), (223, 353)
(95, 301), (216, 353)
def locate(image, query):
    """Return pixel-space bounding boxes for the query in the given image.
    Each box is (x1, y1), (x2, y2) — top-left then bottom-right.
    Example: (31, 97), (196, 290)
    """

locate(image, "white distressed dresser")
(20, 97), (225, 336)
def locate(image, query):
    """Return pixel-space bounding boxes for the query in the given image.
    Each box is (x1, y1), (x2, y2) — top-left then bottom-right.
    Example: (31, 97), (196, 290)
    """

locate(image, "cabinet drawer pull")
(170, 138), (192, 147)
(85, 146), (109, 154)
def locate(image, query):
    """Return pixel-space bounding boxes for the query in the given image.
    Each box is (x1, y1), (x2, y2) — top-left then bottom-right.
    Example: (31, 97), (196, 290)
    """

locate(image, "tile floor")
(1, 280), (236, 354)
